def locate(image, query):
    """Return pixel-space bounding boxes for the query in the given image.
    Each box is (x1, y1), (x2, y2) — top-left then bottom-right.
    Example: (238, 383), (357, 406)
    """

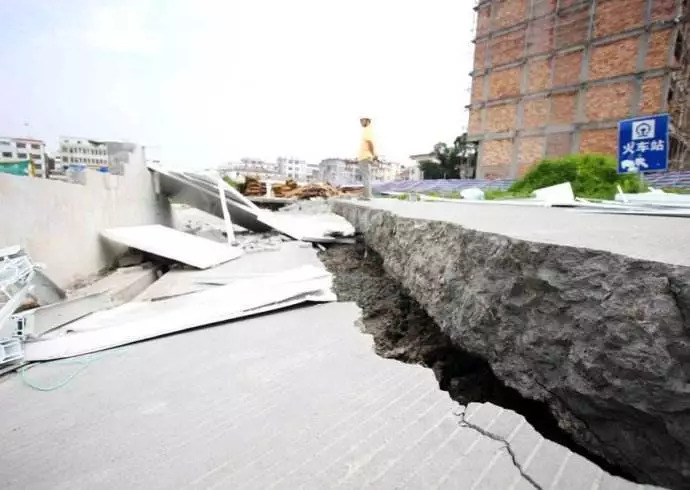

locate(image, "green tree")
(418, 134), (478, 179)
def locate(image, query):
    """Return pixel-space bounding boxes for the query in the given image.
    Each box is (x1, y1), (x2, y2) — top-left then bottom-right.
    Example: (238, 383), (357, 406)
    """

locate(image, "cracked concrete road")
(0, 303), (657, 489)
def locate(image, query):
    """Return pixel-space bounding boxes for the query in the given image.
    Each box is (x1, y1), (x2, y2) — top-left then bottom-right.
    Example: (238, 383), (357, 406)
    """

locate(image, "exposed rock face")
(332, 202), (690, 490)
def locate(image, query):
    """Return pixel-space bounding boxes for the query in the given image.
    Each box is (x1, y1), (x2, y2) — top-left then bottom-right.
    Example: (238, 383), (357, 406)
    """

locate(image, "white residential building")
(221, 158), (282, 182)
(0, 136), (47, 177)
(319, 158), (362, 186)
(277, 157), (320, 182)
(372, 160), (403, 182)
(59, 136), (109, 170)
(399, 165), (423, 180)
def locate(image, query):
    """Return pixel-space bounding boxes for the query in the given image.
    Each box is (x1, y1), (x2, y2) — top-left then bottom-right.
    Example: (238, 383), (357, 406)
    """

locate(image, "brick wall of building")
(468, 0), (681, 178)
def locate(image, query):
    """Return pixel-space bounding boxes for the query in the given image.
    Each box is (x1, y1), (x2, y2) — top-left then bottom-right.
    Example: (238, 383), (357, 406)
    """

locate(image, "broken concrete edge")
(330, 201), (686, 489)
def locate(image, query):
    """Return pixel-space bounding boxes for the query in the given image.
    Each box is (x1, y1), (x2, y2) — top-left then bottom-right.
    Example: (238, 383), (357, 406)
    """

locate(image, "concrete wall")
(468, 0), (683, 178)
(0, 145), (171, 288)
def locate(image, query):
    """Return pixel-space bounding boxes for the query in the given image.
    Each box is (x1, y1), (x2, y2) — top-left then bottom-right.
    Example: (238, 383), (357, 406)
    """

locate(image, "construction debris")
(280, 182), (341, 199)
(24, 265), (335, 361)
(460, 187), (485, 200)
(12, 293), (113, 340)
(151, 166), (355, 242)
(243, 176), (267, 196)
(0, 247), (37, 342)
(532, 182), (576, 204)
(0, 338), (22, 364)
(102, 224), (243, 269)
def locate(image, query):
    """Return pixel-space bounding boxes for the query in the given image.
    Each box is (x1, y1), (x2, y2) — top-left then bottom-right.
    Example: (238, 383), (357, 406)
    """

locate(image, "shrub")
(508, 154), (646, 200)
(223, 176), (246, 194)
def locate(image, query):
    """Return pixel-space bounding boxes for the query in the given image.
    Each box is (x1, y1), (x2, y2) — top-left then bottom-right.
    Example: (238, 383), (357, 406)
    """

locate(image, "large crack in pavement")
(319, 241), (632, 482)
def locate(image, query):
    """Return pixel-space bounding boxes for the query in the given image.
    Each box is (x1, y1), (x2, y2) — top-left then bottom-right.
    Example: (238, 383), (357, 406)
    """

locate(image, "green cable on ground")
(18, 349), (127, 392)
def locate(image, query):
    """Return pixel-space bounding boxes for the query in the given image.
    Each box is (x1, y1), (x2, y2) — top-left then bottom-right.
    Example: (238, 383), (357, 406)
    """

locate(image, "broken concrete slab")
(24, 265), (334, 360)
(29, 270), (66, 306)
(332, 199), (689, 489)
(135, 241), (322, 302)
(0, 303), (653, 489)
(257, 211), (355, 242)
(12, 293), (113, 340)
(102, 225), (243, 269)
(8, 265), (159, 341)
(69, 265), (158, 304)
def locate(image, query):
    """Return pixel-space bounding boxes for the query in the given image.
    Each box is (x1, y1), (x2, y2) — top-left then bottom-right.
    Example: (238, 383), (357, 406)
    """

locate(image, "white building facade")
(221, 158), (282, 182)
(399, 165), (423, 180)
(0, 137), (47, 176)
(59, 137), (109, 170)
(319, 158), (362, 186)
(277, 157), (320, 182)
(372, 160), (403, 182)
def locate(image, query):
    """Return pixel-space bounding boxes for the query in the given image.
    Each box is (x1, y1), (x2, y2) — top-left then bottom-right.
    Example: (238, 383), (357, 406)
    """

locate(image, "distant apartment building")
(59, 137), (109, 170)
(277, 157), (320, 182)
(319, 158), (362, 185)
(372, 161), (403, 182)
(223, 158), (282, 182)
(0, 137), (47, 177)
(400, 164), (424, 181)
(468, 0), (690, 178)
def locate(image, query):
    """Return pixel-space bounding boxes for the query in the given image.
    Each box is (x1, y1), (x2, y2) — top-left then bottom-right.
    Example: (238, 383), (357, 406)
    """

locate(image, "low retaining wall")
(332, 201), (690, 489)
(0, 146), (171, 287)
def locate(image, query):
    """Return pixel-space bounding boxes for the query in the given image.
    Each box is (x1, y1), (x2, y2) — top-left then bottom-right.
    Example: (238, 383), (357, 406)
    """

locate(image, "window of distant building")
(30, 143), (40, 150)
(2, 152), (12, 157)
(0, 140), (10, 146)
(16, 142), (26, 149)
(30, 154), (41, 160)
(17, 152), (27, 158)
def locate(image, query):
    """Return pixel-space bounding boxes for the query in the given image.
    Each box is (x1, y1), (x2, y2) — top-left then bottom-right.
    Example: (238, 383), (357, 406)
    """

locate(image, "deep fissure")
(319, 241), (633, 481)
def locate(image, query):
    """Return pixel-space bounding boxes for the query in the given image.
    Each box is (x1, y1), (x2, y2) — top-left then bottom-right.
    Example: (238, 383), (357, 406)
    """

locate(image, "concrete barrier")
(0, 146), (171, 288)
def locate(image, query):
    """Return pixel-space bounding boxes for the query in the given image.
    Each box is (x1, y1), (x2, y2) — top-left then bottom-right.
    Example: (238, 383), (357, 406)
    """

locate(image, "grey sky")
(0, 0), (475, 167)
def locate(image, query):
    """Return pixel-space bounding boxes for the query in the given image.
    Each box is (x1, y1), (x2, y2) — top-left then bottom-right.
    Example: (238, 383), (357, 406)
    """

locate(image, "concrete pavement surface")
(346, 199), (690, 267)
(0, 301), (651, 489)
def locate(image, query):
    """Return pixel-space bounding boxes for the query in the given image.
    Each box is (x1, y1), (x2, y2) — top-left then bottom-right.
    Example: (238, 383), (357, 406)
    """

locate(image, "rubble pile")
(283, 183), (341, 199)
(271, 179), (299, 197)
(269, 180), (342, 200)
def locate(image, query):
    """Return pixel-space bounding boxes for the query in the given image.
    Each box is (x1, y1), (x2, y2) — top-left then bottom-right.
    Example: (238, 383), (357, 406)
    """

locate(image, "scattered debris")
(0, 246), (37, 341)
(69, 265), (158, 304)
(24, 265), (335, 361)
(152, 166), (355, 242)
(0, 338), (22, 364)
(12, 293), (113, 340)
(532, 182), (575, 204)
(243, 176), (267, 196)
(460, 187), (485, 200)
(102, 224), (243, 269)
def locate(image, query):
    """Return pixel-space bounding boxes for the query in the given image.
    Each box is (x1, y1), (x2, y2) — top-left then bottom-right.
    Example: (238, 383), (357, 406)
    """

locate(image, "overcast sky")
(0, 0), (475, 167)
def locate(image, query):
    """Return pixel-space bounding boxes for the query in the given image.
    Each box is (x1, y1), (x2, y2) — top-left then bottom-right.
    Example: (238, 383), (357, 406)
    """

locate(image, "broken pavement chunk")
(101, 224), (243, 269)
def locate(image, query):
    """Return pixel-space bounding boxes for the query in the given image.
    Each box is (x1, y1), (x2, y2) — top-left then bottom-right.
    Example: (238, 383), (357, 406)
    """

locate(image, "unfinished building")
(467, 0), (690, 178)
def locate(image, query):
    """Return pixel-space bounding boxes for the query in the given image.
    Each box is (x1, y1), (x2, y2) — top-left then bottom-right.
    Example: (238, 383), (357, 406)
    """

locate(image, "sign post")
(617, 114), (670, 181)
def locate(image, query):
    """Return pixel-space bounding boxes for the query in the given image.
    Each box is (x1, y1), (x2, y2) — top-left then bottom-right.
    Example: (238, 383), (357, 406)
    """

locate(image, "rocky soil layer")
(332, 201), (690, 490)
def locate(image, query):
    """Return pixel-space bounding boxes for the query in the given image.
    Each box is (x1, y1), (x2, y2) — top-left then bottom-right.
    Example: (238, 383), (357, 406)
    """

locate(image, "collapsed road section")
(331, 198), (690, 490)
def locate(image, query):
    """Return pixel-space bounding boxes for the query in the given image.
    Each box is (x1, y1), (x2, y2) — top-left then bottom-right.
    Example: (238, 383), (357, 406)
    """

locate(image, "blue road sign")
(617, 113), (669, 174)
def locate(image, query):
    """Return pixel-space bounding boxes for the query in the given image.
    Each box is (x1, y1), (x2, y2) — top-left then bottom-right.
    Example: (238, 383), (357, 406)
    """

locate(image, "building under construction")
(467, 0), (690, 178)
